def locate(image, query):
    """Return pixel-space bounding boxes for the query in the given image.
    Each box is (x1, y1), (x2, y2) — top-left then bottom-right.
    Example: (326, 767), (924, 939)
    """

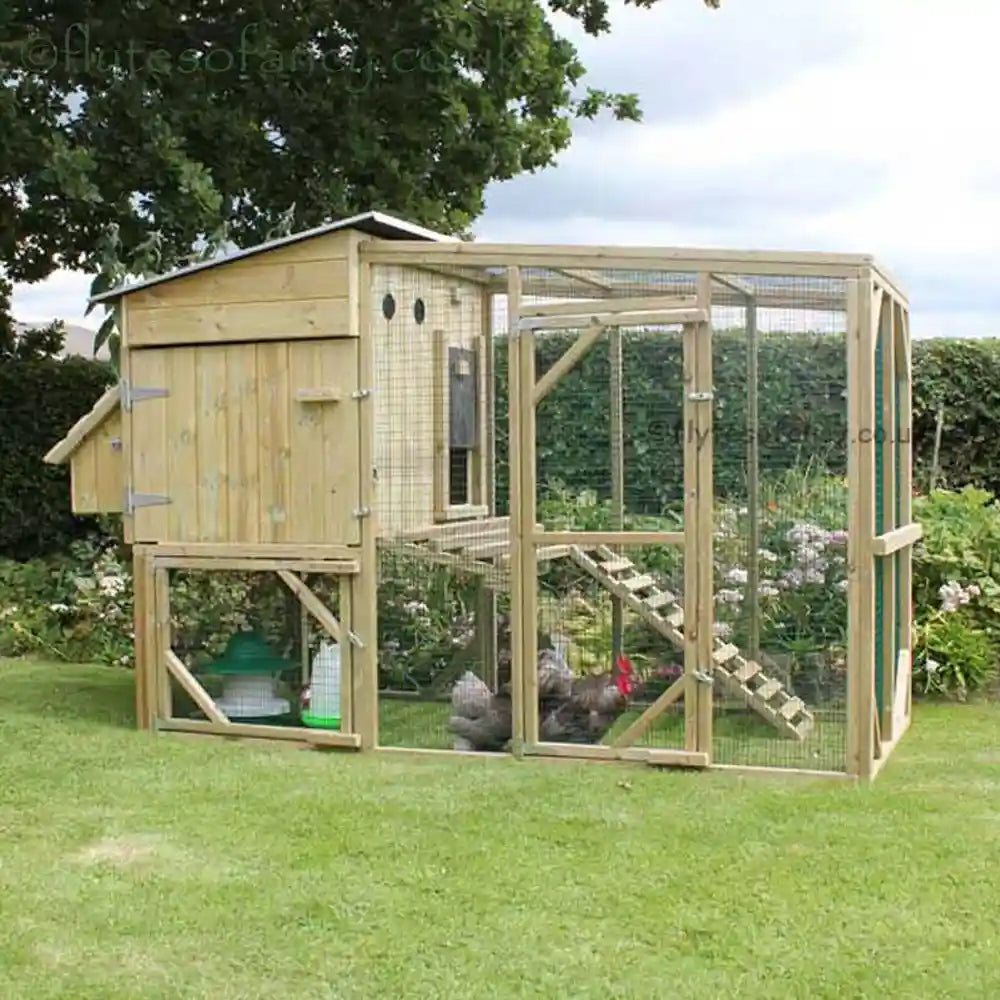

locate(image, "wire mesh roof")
(391, 262), (850, 312)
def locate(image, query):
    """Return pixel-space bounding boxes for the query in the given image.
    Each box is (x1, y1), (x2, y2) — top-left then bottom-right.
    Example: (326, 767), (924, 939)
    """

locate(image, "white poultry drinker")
(302, 640), (342, 730)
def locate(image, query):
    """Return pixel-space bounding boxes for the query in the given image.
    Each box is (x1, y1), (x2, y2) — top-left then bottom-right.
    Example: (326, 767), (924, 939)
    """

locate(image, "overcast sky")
(12, 0), (1000, 339)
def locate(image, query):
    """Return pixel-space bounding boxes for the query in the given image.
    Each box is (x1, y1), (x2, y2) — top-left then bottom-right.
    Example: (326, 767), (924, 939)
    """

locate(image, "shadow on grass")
(0, 657), (135, 730)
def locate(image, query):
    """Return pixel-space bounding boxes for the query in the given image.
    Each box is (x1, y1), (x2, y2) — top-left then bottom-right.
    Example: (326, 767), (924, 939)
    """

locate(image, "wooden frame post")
(745, 292), (761, 666)
(354, 243), (379, 750)
(693, 273), (714, 755)
(475, 287), (499, 689)
(847, 272), (878, 779)
(506, 266), (526, 753)
(609, 326), (625, 666)
(153, 565), (172, 719)
(877, 291), (897, 741)
(895, 301), (914, 729)
(132, 547), (155, 729)
(518, 288), (540, 749)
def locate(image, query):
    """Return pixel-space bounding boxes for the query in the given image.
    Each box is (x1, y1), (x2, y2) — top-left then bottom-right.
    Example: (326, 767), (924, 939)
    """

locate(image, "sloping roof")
(43, 383), (121, 465)
(89, 209), (455, 306)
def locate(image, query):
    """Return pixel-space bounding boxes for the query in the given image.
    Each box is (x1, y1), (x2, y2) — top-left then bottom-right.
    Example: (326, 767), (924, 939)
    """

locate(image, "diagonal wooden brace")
(164, 648), (230, 727)
(277, 570), (342, 643)
(611, 674), (686, 748)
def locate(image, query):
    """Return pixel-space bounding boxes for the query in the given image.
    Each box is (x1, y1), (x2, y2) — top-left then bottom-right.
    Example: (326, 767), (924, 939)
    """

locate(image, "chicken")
(540, 654), (636, 745)
(449, 650), (637, 752)
(448, 673), (513, 751)
(450, 671), (494, 751)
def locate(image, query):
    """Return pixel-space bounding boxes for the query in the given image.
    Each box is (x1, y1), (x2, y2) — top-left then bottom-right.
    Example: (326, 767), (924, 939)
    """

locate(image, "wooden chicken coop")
(44, 210), (917, 781)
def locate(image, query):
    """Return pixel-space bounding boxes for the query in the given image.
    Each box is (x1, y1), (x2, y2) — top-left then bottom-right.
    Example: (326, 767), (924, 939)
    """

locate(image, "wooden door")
(127, 338), (363, 545)
(508, 288), (714, 768)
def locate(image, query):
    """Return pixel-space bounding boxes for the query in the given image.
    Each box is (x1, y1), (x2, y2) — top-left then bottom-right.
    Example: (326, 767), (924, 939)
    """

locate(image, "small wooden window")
(382, 293), (396, 320)
(414, 298), (426, 324)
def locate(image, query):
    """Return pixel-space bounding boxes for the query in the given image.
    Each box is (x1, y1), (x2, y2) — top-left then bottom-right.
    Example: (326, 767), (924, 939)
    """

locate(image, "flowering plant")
(712, 468), (850, 703)
(911, 487), (1000, 697)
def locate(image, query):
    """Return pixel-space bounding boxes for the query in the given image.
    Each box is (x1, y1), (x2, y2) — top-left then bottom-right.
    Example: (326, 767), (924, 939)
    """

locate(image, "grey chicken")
(539, 654), (637, 745)
(448, 670), (513, 751)
(449, 647), (637, 751)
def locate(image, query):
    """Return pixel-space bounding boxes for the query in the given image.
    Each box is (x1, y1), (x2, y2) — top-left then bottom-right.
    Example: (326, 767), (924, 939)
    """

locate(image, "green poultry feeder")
(199, 630), (298, 724)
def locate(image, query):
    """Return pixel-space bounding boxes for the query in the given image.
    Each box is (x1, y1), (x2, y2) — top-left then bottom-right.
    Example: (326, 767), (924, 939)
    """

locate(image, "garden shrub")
(0, 355), (116, 560)
(911, 486), (1000, 698)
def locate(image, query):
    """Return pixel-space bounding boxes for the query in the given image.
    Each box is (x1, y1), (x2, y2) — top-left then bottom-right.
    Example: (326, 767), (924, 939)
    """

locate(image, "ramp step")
(712, 643), (740, 664)
(643, 591), (675, 610)
(734, 659), (762, 683)
(754, 678), (782, 702)
(665, 608), (685, 627)
(622, 574), (657, 592)
(601, 557), (634, 574)
(778, 697), (805, 720)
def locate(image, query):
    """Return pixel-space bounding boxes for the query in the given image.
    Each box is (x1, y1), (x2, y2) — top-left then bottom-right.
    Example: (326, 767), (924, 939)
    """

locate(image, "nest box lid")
(200, 630), (297, 676)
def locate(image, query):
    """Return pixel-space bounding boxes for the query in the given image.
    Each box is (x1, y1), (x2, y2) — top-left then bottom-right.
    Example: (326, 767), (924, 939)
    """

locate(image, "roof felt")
(88, 210), (455, 306)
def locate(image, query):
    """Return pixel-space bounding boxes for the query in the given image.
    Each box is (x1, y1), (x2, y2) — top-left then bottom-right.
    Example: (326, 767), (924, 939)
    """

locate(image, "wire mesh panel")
(369, 262), (511, 751)
(708, 274), (850, 772)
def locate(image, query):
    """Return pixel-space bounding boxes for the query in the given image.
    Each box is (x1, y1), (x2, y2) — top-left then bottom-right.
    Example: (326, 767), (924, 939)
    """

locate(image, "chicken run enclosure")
(44, 211), (917, 780)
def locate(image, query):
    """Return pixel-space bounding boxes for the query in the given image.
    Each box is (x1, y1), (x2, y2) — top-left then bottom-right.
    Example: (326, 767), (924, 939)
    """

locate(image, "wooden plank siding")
(128, 339), (362, 545)
(124, 232), (355, 348)
(69, 406), (123, 513)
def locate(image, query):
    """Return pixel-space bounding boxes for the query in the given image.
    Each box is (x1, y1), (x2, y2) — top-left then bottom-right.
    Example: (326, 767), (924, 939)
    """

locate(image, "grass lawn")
(2, 657), (1000, 999)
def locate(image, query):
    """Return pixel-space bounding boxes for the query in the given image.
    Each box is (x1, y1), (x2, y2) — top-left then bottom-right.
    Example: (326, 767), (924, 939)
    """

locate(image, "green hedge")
(494, 328), (849, 513)
(494, 333), (1000, 513)
(0, 355), (116, 560)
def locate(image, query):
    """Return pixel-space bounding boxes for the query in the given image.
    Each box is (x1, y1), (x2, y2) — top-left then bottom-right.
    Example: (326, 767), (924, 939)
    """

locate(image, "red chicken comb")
(615, 653), (634, 674)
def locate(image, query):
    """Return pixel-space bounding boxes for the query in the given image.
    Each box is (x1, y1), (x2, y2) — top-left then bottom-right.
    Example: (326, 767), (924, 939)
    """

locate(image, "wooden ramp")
(568, 545), (815, 740)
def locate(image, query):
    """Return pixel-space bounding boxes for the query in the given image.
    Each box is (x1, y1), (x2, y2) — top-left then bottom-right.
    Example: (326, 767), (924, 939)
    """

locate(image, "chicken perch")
(449, 650), (637, 752)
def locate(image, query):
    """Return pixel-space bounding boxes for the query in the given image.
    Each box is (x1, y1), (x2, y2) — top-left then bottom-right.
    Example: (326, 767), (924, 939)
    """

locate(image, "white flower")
(939, 581), (979, 613)
(795, 542), (828, 569)
(98, 574), (125, 596)
(758, 582), (780, 598)
(715, 589), (743, 604)
(403, 600), (429, 616)
(48, 603), (70, 613)
(786, 522), (827, 546)
(713, 621), (733, 639)
(0, 605), (18, 620)
(924, 658), (940, 675)
(803, 568), (826, 585)
(725, 568), (748, 585)
(836, 578), (849, 592)
(758, 549), (779, 563)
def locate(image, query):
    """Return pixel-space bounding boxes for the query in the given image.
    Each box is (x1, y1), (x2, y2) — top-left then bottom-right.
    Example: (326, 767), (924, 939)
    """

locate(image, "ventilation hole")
(414, 298), (426, 324)
(382, 293), (396, 320)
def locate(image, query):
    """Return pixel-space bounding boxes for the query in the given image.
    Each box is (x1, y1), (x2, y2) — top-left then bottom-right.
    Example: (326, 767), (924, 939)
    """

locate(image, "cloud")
(484, 145), (888, 228)
(11, 268), (95, 329)
(555, 0), (866, 130)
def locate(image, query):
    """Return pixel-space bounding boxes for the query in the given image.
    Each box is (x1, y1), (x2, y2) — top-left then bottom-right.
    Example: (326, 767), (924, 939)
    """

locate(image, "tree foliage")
(1, 0), (716, 338)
